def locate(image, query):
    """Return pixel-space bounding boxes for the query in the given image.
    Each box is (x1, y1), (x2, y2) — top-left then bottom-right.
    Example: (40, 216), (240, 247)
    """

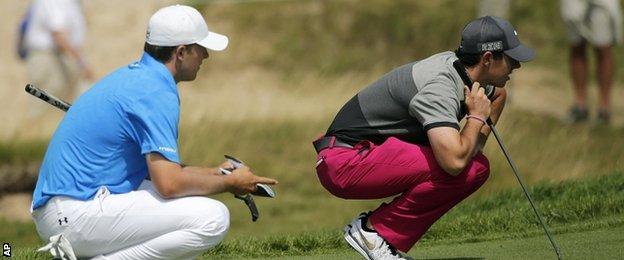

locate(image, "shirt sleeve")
(409, 79), (461, 131)
(125, 91), (181, 163)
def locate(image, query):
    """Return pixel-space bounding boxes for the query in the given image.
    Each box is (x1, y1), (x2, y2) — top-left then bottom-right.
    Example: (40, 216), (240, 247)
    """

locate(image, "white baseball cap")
(146, 5), (228, 51)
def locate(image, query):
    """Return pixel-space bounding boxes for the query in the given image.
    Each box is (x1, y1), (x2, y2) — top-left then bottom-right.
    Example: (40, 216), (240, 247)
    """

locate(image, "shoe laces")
(355, 211), (412, 260)
(369, 239), (410, 260)
(37, 234), (76, 260)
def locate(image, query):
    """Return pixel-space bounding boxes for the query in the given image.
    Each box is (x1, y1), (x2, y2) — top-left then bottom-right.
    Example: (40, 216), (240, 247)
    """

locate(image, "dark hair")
(144, 43), (199, 63)
(144, 43), (177, 63)
(454, 48), (504, 67)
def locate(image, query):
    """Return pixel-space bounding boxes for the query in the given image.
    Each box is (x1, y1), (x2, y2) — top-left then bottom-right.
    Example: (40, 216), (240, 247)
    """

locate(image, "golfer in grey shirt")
(313, 16), (534, 259)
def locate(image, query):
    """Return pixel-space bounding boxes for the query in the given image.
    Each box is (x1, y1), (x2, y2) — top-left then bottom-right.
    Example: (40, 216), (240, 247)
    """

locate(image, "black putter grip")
(235, 194), (259, 222)
(220, 167), (261, 222)
(452, 60), (494, 125)
(25, 84), (71, 112)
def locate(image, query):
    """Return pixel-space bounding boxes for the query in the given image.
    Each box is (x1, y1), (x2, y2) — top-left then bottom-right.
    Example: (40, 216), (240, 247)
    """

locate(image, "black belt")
(313, 136), (354, 153)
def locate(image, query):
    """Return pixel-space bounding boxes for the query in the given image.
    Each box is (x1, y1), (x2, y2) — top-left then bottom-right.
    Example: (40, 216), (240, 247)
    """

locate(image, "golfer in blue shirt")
(31, 5), (278, 259)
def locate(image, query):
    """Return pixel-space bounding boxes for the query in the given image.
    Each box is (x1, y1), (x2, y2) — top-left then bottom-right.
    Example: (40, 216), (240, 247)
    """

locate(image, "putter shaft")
(452, 60), (562, 259)
(489, 125), (563, 260)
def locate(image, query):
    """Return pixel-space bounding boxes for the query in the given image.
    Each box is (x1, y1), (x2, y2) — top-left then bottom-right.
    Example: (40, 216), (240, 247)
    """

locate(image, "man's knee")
(213, 201), (230, 237)
(469, 154), (490, 188)
(198, 200), (230, 245)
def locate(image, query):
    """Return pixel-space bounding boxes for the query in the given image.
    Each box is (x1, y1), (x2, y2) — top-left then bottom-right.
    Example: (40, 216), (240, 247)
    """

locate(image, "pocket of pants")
(315, 157), (339, 194)
(315, 155), (329, 176)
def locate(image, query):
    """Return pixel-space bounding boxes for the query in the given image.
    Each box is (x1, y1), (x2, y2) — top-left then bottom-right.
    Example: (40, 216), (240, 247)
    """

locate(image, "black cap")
(459, 16), (535, 62)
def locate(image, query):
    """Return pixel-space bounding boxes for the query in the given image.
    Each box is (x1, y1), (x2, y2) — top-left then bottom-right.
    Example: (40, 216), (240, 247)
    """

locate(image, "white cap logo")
(146, 5), (228, 51)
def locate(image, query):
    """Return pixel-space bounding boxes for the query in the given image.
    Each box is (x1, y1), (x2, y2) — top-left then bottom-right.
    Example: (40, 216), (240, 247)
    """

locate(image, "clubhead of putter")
(253, 183), (276, 198)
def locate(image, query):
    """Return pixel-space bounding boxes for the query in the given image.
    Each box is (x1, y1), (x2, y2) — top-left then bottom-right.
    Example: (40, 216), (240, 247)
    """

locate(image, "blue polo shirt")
(32, 53), (181, 210)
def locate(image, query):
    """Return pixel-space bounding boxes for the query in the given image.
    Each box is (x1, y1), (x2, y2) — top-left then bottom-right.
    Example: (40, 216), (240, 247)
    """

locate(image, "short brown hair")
(143, 43), (196, 63)
(454, 48), (504, 66)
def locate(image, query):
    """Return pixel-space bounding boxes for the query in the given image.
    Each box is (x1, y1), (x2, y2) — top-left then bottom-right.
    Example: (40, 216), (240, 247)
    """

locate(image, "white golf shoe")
(343, 212), (412, 260)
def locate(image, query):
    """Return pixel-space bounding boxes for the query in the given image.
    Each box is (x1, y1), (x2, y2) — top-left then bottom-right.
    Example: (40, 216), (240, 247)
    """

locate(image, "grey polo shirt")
(326, 51), (494, 145)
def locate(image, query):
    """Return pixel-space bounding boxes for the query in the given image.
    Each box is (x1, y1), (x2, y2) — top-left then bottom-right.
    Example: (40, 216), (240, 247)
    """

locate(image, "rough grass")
(0, 140), (47, 164)
(5, 171), (622, 259)
(2, 109), (623, 236)
(192, 0), (622, 79)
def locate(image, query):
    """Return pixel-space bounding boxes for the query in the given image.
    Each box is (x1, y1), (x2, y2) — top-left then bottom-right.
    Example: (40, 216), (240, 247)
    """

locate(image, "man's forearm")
(182, 165), (222, 175)
(147, 154), (234, 198)
(169, 169), (233, 197)
(477, 88), (507, 149)
(460, 119), (488, 164)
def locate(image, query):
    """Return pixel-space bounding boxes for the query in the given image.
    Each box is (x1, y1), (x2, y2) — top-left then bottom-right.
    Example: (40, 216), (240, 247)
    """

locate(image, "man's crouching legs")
(33, 180), (230, 259)
(96, 197), (230, 259)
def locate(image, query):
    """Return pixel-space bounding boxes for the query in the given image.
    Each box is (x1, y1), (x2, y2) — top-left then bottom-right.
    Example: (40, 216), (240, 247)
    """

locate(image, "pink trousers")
(315, 137), (490, 252)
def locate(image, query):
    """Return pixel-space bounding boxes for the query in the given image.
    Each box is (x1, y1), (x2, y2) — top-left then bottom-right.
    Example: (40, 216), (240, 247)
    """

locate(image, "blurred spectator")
(22, 0), (94, 107)
(478, 0), (510, 18)
(561, 0), (622, 124)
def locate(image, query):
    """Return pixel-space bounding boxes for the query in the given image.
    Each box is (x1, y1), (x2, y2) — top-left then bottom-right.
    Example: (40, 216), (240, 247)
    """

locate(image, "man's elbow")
(152, 180), (180, 199)
(440, 160), (467, 176)
(157, 188), (176, 199)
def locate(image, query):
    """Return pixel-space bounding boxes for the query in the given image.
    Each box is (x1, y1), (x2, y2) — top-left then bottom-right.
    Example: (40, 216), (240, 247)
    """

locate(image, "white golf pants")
(32, 180), (230, 259)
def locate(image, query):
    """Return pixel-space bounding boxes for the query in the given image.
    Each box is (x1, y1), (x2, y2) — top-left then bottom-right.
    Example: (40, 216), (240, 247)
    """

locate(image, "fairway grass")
(254, 226), (624, 260)
(12, 221), (624, 259)
(408, 226), (624, 260)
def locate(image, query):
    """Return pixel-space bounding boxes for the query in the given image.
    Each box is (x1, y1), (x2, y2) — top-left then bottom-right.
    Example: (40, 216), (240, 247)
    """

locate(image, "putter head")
(224, 155), (276, 198)
(253, 183), (276, 198)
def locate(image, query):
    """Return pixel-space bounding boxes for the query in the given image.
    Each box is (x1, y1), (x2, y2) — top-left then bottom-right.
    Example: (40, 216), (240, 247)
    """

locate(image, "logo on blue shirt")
(158, 146), (177, 153)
